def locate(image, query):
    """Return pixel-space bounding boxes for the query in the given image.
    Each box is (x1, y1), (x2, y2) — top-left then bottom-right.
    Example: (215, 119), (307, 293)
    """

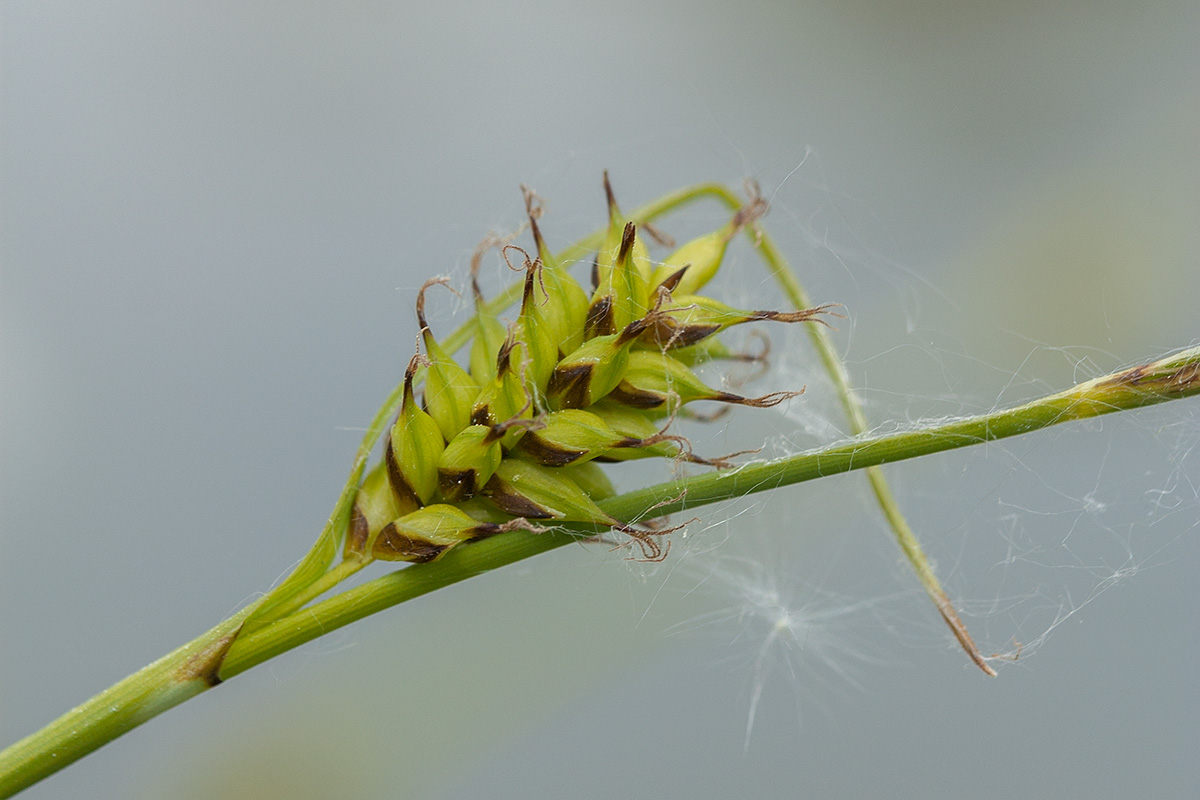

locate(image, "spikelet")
(385, 354), (446, 508)
(640, 294), (841, 350)
(606, 348), (802, 414)
(416, 278), (480, 442)
(372, 504), (545, 563)
(522, 186), (589, 357)
(648, 187), (767, 295)
(437, 415), (541, 502)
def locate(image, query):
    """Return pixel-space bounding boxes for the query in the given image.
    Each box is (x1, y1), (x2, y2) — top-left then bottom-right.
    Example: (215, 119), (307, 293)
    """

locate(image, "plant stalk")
(3, 344), (1195, 798)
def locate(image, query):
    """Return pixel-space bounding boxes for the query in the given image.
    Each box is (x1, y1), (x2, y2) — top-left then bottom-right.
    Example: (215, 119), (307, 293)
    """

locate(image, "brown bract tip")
(617, 221), (637, 263)
(176, 630), (241, 688)
(603, 170), (619, 218)
(732, 179), (769, 234)
(751, 302), (844, 329)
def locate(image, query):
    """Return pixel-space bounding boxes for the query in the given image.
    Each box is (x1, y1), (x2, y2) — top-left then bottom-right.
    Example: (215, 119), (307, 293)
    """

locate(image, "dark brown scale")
(483, 476), (555, 519)
(373, 525), (449, 563)
(345, 506), (370, 556)
(643, 319), (721, 349)
(545, 362), (594, 410)
(585, 294), (614, 339)
(516, 435), (583, 467)
(606, 383), (667, 410)
(438, 468), (480, 501)
(384, 437), (423, 508)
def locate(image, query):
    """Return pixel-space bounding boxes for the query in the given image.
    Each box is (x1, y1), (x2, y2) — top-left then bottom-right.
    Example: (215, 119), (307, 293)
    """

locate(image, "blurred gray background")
(2, 2), (1197, 798)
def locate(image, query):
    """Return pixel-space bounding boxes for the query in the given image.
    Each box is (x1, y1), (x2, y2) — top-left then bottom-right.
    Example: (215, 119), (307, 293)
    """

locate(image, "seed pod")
(602, 172), (655, 287)
(345, 460), (407, 558)
(545, 323), (633, 409)
(582, 401), (736, 467)
(471, 332), (533, 434)
(587, 221), (644, 338)
(437, 415), (541, 502)
(372, 503), (545, 563)
(648, 191), (767, 295)
(484, 458), (679, 561)
(558, 460), (617, 501)
(523, 186), (589, 357)
(547, 300), (678, 409)
(642, 295), (840, 350)
(513, 407), (723, 468)
(417, 279), (480, 442)
(607, 349), (803, 413)
(483, 457), (625, 527)
(514, 408), (639, 466)
(585, 399), (660, 440)
(386, 354), (446, 508)
(587, 173), (655, 337)
(506, 247), (562, 398)
(455, 495), (518, 524)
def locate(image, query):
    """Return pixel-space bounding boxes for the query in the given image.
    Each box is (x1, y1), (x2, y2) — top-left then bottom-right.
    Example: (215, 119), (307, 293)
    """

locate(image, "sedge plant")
(1, 176), (1197, 798)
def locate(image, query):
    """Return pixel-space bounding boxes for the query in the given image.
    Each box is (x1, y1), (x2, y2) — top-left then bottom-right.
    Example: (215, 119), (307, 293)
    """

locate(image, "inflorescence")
(346, 174), (837, 564)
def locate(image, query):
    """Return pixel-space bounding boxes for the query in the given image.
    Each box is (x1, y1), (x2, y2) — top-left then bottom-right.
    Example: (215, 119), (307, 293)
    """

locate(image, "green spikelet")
(371, 504), (544, 563)
(649, 191), (767, 295)
(416, 279), (480, 441)
(352, 175), (817, 566)
(558, 460), (617, 501)
(515, 409), (637, 466)
(471, 331), (532, 422)
(642, 295), (840, 350)
(437, 415), (540, 502)
(385, 354), (446, 508)
(507, 247), (561, 399)
(587, 221), (643, 338)
(607, 349), (802, 413)
(523, 186), (589, 357)
(345, 460), (407, 558)
(546, 307), (668, 410)
(484, 458), (677, 561)
(484, 457), (624, 527)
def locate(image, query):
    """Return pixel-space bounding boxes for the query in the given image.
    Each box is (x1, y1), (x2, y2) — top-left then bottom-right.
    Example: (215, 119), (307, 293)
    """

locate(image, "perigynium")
(1, 175), (1197, 799)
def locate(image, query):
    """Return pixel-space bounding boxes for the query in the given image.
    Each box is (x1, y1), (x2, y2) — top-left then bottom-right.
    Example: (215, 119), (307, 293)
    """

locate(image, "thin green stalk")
(0, 603), (262, 799)
(746, 204), (996, 674)
(649, 184), (993, 671)
(3, 344), (1195, 798)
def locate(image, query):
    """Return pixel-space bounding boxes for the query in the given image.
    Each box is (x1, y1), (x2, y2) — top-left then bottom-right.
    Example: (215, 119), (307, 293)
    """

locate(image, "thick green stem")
(224, 345), (1200, 671)
(0, 603), (260, 799)
(2, 345), (1195, 798)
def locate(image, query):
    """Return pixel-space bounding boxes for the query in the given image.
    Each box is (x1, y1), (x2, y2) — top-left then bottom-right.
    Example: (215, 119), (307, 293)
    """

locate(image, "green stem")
(0, 603), (261, 799)
(2, 346), (1195, 797)
(224, 345), (1200, 671)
